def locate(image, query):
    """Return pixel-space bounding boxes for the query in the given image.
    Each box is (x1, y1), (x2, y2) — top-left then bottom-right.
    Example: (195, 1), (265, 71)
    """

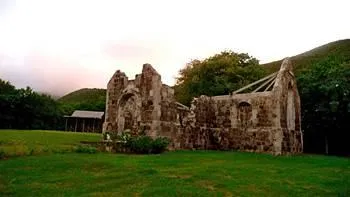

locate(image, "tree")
(0, 80), (63, 130)
(175, 51), (266, 105)
(0, 79), (16, 94)
(297, 56), (350, 155)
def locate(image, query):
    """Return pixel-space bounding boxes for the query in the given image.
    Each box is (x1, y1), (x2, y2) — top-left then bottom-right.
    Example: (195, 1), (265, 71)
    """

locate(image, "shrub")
(75, 144), (97, 154)
(129, 136), (153, 154)
(115, 130), (171, 154)
(123, 136), (170, 154)
(151, 137), (170, 154)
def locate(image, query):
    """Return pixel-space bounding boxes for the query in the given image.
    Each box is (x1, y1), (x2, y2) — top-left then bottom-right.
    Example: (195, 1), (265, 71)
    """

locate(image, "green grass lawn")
(0, 130), (100, 157)
(0, 130), (349, 196)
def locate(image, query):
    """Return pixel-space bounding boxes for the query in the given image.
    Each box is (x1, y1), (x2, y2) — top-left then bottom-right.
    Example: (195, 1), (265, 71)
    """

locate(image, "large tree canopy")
(175, 51), (266, 105)
(297, 57), (350, 155)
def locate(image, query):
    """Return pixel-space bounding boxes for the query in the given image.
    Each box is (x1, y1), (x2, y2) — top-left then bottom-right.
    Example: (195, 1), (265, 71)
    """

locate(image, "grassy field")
(0, 130), (100, 157)
(0, 130), (349, 196)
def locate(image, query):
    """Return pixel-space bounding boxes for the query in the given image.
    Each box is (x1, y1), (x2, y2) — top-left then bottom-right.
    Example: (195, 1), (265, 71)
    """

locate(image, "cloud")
(103, 42), (154, 59)
(0, 0), (15, 17)
(0, 52), (107, 96)
(0, 39), (174, 96)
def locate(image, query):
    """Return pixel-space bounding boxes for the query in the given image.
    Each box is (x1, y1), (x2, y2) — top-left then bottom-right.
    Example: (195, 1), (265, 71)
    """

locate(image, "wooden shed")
(64, 110), (104, 133)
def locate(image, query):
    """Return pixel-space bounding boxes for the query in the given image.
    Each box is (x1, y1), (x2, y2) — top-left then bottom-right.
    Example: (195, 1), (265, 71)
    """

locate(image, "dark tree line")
(297, 57), (350, 156)
(0, 79), (63, 130)
(0, 80), (106, 131)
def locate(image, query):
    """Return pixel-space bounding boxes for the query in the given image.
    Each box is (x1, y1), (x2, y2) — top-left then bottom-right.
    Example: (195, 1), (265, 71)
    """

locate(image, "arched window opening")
(238, 102), (252, 130)
(124, 111), (133, 131)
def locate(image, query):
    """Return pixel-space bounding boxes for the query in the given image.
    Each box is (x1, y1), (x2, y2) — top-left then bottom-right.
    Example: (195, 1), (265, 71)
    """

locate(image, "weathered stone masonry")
(103, 59), (303, 154)
(103, 64), (187, 140)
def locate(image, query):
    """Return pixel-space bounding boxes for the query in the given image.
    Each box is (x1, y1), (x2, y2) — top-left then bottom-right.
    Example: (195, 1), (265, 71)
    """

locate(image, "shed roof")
(68, 110), (104, 119)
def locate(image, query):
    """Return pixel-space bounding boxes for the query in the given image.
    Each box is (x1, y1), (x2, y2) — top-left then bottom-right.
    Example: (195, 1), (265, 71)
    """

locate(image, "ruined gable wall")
(103, 70), (128, 132)
(103, 64), (183, 140)
(272, 60), (302, 154)
(138, 64), (163, 137)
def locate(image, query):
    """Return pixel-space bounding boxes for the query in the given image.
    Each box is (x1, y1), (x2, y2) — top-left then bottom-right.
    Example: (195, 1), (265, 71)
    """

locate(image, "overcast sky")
(0, 0), (349, 96)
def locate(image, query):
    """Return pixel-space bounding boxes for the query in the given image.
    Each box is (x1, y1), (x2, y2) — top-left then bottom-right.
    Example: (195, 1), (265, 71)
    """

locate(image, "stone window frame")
(237, 101), (253, 130)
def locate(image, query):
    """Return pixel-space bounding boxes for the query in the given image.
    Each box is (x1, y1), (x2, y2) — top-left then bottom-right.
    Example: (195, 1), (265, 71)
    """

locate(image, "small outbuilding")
(64, 110), (104, 133)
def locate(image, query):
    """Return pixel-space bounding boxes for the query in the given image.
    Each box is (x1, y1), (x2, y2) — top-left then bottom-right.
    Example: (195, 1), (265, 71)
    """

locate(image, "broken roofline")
(109, 63), (161, 84)
(232, 58), (292, 95)
(192, 58), (293, 100)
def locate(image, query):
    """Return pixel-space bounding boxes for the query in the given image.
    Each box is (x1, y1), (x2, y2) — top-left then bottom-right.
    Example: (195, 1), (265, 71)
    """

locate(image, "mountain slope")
(58, 88), (106, 104)
(262, 39), (350, 73)
(58, 88), (106, 114)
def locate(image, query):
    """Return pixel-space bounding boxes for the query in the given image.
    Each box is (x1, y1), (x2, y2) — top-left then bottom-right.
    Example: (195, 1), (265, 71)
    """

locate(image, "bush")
(75, 144), (97, 154)
(129, 136), (153, 154)
(115, 130), (171, 154)
(151, 137), (170, 154)
(122, 135), (170, 154)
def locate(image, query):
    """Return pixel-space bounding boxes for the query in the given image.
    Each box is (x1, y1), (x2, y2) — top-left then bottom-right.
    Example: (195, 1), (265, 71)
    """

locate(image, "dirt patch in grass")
(137, 169), (158, 176)
(166, 174), (192, 179)
(90, 192), (124, 197)
(0, 178), (13, 196)
(196, 180), (216, 191)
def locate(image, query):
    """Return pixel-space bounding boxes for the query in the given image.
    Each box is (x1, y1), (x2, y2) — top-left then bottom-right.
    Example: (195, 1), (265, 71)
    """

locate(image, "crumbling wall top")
(142, 63), (160, 76)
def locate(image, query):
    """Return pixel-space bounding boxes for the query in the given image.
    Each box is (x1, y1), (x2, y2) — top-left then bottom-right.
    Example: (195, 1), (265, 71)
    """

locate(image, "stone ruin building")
(103, 58), (303, 154)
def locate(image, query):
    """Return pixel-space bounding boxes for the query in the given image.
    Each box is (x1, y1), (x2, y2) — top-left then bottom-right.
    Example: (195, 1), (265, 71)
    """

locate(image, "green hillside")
(262, 39), (350, 73)
(58, 88), (106, 115)
(58, 88), (106, 104)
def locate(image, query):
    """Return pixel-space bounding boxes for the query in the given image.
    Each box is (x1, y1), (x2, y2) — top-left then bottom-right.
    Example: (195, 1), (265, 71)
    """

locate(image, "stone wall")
(103, 64), (185, 141)
(103, 58), (303, 154)
(175, 92), (280, 152)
